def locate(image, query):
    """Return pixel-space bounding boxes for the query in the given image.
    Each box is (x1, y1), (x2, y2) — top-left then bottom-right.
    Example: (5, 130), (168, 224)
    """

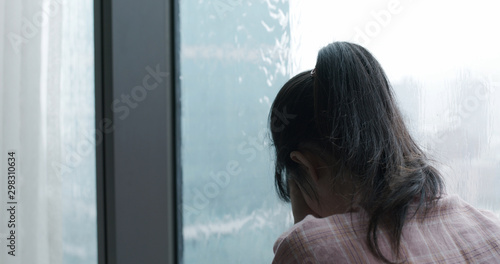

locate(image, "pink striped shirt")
(273, 194), (500, 263)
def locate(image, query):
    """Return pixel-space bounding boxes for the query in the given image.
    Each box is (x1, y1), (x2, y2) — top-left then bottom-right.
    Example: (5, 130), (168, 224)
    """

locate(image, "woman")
(269, 42), (500, 263)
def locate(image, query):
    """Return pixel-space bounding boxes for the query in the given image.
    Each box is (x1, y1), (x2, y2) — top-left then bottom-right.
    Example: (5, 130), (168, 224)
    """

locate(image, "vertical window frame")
(94, 0), (180, 263)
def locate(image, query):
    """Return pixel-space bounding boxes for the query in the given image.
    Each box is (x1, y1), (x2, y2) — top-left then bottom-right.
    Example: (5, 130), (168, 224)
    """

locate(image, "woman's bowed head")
(268, 42), (445, 262)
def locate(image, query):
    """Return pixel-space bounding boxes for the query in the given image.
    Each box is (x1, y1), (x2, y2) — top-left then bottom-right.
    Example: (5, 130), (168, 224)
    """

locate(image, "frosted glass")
(59, 1), (97, 263)
(180, 0), (500, 263)
(0, 0), (96, 263)
(180, 1), (292, 263)
(287, 0), (500, 214)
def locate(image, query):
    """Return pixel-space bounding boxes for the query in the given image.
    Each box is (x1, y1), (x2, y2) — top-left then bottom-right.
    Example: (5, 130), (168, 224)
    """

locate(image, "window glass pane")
(180, 1), (292, 263)
(287, 0), (500, 214)
(180, 0), (500, 263)
(0, 0), (97, 263)
(60, 1), (97, 263)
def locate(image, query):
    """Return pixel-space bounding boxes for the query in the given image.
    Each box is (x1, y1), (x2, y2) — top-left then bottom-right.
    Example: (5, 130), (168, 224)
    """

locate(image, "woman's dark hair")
(269, 42), (444, 263)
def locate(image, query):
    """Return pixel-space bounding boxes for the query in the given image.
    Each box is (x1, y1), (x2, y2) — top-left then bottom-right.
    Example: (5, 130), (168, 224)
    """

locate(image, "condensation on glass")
(180, 0), (500, 263)
(0, 1), (97, 264)
(179, 1), (292, 263)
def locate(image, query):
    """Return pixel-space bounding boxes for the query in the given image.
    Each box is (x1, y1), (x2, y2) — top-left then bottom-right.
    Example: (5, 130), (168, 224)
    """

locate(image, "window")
(3, 1), (498, 263)
(180, 0), (500, 262)
(0, 0), (96, 263)
(180, 1), (292, 263)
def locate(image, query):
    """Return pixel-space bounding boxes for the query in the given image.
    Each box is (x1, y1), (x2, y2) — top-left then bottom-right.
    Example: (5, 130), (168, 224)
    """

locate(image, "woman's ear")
(290, 151), (320, 182)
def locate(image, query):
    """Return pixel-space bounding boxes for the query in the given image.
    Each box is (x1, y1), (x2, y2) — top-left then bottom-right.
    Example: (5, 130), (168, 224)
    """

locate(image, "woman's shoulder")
(274, 212), (366, 243)
(400, 194), (500, 262)
(272, 213), (370, 264)
(411, 193), (500, 223)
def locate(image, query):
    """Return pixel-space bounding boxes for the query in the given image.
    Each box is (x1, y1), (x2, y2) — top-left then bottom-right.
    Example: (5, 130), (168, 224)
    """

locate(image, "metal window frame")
(94, 0), (180, 263)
